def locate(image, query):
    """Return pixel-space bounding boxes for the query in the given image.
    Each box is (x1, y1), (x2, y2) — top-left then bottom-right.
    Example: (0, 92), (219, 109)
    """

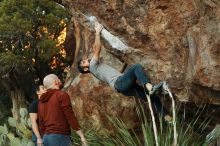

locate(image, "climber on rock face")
(77, 22), (172, 122)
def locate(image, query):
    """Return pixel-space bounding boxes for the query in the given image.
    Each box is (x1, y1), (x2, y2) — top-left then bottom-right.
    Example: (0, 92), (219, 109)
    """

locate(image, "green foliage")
(71, 103), (219, 146)
(204, 126), (220, 146)
(0, 51), (24, 74)
(71, 129), (117, 146)
(19, 108), (28, 119)
(10, 137), (22, 146)
(0, 0), (71, 112)
(0, 124), (8, 135)
(0, 0), (70, 80)
(9, 137), (34, 146)
(38, 38), (58, 61)
(0, 0), (33, 36)
(0, 108), (34, 146)
(8, 117), (17, 128)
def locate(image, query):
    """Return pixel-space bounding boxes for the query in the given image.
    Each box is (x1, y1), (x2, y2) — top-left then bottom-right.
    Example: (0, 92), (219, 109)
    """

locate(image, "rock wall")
(63, 0), (220, 130)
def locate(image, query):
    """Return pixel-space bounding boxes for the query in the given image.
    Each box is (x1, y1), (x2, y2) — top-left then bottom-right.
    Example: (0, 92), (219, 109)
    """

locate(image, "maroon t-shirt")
(38, 89), (80, 135)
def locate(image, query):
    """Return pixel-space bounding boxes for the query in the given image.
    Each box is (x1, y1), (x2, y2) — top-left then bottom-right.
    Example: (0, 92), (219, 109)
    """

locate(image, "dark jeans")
(32, 132), (37, 146)
(114, 64), (167, 116)
(43, 134), (71, 146)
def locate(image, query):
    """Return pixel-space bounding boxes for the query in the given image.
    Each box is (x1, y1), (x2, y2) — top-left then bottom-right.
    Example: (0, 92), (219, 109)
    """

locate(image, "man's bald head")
(43, 74), (59, 90)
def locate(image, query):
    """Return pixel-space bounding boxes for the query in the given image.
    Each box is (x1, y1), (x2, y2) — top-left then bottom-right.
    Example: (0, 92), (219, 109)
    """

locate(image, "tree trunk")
(64, 18), (81, 89)
(10, 88), (26, 120)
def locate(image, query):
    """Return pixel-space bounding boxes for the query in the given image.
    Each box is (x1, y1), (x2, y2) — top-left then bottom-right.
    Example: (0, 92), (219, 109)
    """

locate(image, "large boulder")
(63, 0), (220, 130)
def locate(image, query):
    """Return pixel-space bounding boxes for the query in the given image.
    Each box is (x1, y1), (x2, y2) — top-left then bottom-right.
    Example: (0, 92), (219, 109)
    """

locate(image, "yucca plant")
(71, 129), (117, 146)
(72, 101), (219, 146)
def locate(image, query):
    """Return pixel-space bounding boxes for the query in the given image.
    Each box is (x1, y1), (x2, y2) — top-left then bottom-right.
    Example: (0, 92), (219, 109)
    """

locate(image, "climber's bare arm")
(92, 22), (103, 61)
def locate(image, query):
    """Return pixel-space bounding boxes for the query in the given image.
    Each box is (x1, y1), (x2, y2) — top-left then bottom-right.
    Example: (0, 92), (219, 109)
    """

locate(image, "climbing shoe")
(150, 81), (170, 95)
(161, 81), (170, 95)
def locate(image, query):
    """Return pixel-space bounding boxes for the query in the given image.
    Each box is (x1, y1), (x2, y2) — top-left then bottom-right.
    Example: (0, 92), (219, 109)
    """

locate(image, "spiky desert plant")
(72, 100), (219, 146)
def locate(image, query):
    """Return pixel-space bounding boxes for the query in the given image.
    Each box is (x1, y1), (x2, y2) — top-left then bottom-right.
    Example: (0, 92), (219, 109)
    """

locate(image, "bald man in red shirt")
(38, 74), (87, 146)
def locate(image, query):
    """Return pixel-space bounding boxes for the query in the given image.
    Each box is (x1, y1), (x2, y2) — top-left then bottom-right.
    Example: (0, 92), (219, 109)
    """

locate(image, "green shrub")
(71, 102), (219, 146)
(0, 108), (34, 146)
